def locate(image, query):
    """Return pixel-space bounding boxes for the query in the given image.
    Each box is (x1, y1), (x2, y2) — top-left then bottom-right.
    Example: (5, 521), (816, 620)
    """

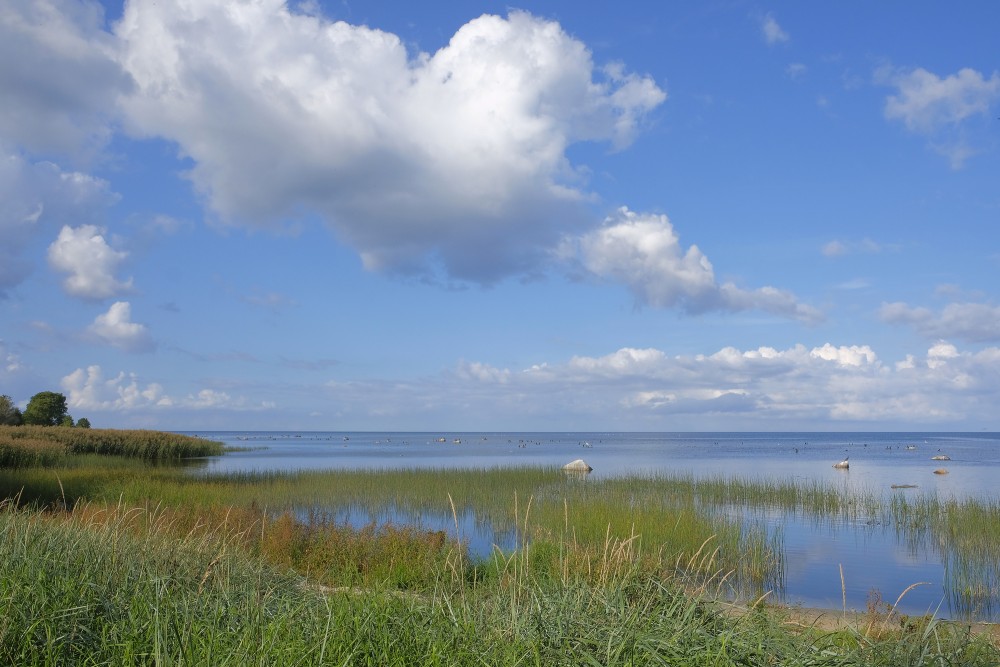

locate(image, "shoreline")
(719, 600), (1000, 642)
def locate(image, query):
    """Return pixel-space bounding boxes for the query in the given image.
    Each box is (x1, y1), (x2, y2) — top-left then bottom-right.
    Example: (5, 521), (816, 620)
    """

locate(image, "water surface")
(189, 431), (1000, 621)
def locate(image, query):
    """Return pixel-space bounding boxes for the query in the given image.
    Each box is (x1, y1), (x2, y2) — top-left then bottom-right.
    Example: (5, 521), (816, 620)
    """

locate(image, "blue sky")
(2, 0), (999, 431)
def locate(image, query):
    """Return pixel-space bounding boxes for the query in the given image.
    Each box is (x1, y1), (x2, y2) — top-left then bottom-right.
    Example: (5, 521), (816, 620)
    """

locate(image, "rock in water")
(563, 459), (593, 472)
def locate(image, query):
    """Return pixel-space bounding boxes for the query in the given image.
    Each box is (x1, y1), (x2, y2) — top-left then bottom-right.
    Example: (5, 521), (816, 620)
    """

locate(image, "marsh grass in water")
(1, 499), (998, 666)
(10, 461), (1000, 607)
(890, 493), (1000, 619)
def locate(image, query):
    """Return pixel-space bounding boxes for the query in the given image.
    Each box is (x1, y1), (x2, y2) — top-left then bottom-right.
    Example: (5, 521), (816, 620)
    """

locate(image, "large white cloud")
(565, 208), (822, 322)
(47, 224), (133, 299)
(114, 2), (665, 282)
(85, 301), (154, 352)
(0, 0), (129, 157)
(877, 65), (1000, 168)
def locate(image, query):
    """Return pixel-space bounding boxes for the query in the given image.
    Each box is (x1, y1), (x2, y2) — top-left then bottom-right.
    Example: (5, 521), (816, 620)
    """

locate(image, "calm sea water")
(187, 431), (1000, 621)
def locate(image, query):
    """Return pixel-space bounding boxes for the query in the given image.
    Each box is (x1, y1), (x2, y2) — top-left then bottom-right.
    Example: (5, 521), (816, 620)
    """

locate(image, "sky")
(2, 0), (999, 432)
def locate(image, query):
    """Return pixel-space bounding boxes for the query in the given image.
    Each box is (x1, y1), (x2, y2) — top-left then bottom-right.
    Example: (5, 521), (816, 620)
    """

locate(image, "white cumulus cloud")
(565, 208), (822, 323)
(308, 340), (1000, 429)
(114, 3), (666, 283)
(48, 224), (133, 299)
(62, 365), (171, 410)
(809, 343), (879, 368)
(0, 148), (118, 296)
(85, 301), (154, 352)
(62, 365), (276, 416)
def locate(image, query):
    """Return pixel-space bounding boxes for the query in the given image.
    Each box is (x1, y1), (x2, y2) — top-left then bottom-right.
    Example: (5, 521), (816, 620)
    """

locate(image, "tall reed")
(0, 425), (223, 461)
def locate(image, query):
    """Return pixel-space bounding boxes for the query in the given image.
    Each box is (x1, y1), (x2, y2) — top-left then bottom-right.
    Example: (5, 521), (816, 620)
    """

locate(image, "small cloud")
(822, 240), (847, 257)
(280, 357), (339, 371)
(0, 340), (23, 375)
(835, 278), (870, 290)
(823, 238), (889, 257)
(86, 301), (155, 352)
(48, 224), (133, 300)
(809, 343), (879, 368)
(760, 13), (789, 45)
(182, 388), (275, 411)
(564, 207), (822, 323)
(243, 289), (297, 310)
(456, 360), (511, 384)
(1, 151), (119, 297)
(786, 63), (807, 80)
(148, 214), (188, 234)
(876, 65), (1000, 168)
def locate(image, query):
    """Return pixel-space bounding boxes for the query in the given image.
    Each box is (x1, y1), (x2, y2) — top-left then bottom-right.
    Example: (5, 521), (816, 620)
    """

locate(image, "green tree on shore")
(23, 392), (69, 426)
(0, 395), (22, 426)
(76, 417), (91, 429)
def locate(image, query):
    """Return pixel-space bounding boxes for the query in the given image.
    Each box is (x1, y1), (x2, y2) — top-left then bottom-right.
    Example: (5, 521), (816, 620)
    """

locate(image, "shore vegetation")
(1, 428), (999, 665)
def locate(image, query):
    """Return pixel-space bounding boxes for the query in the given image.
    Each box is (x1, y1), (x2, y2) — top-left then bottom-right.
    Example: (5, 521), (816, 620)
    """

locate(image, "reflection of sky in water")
(189, 430), (1000, 620)
(771, 513), (947, 618)
(297, 506), (519, 559)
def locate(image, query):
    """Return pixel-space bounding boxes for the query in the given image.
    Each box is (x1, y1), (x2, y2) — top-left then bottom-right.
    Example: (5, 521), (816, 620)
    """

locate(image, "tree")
(76, 417), (91, 429)
(0, 395), (22, 426)
(60, 415), (75, 427)
(22, 391), (69, 427)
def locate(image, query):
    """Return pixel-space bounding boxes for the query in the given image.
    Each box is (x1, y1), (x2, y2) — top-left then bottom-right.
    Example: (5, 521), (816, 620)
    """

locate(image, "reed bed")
(0, 434), (67, 468)
(0, 425), (223, 462)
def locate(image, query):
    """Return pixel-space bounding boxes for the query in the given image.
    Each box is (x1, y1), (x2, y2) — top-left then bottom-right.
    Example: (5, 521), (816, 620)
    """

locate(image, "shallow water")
(189, 430), (1000, 621)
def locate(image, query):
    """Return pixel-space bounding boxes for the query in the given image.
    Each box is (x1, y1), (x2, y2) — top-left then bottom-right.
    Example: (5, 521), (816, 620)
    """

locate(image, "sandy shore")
(719, 600), (1000, 642)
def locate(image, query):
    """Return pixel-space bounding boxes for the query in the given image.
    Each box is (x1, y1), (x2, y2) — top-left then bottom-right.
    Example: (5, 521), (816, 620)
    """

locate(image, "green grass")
(2, 431), (1000, 663)
(1, 500), (997, 666)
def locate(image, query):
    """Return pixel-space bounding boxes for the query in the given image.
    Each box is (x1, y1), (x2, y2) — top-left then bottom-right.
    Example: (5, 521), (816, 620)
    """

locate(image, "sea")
(184, 430), (1000, 621)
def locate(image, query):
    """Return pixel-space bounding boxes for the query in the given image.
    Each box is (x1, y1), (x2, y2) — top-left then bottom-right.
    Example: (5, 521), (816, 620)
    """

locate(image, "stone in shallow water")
(562, 459), (593, 472)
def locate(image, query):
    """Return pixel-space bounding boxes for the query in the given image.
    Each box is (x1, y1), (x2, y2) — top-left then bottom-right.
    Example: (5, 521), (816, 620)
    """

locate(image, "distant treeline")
(0, 426), (224, 468)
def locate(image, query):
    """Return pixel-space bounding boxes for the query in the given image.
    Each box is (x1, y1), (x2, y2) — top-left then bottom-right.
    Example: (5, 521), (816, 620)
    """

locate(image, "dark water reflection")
(186, 431), (1000, 621)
